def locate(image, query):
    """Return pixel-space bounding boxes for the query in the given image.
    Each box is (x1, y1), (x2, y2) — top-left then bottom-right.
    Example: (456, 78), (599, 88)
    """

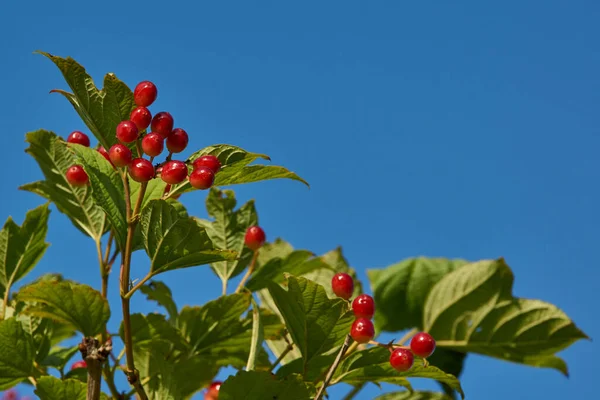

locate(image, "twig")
(235, 250), (259, 293)
(269, 343), (294, 373)
(314, 334), (352, 400)
(124, 272), (155, 299)
(80, 337), (112, 400)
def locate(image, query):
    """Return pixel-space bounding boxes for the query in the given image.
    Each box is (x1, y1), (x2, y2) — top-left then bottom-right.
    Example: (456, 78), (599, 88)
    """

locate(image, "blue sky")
(1, 1), (598, 399)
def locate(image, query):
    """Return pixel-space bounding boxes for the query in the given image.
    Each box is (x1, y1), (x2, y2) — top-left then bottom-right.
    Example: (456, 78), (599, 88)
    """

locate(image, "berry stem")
(315, 334), (353, 400)
(269, 342), (294, 373)
(235, 249), (260, 294)
(368, 339), (410, 351)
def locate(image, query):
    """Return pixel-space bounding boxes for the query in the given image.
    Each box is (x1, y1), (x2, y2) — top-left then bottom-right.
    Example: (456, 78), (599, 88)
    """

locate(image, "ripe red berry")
(410, 332), (436, 358)
(193, 155), (222, 173)
(245, 226), (266, 251)
(67, 131), (90, 147)
(97, 146), (112, 163)
(389, 348), (414, 372)
(109, 144), (133, 167)
(133, 81), (158, 107)
(166, 128), (189, 153)
(65, 165), (89, 187)
(331, 273), (354, 300)
(151, 112), (174, 138)
(116, 120), (139, 143)
(161, 160), (188, 184)
(189, 167), (215, 190)
(130, 106), (152, 130)
(128, 158), (155, 182)
(352, 294), (375, 319)
(141, 132), (164, 157)
(350, 318), (375, 344)
(71, 360), (87, 370)
(204, 381), (222, 400)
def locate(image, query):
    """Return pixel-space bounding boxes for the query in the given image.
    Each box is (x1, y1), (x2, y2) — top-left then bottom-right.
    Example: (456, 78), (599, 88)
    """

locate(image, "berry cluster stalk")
(314, 334), (353, 400)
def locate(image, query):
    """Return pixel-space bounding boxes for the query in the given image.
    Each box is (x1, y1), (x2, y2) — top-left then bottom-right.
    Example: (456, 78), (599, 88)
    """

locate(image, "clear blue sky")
(1, 1), (598, 399)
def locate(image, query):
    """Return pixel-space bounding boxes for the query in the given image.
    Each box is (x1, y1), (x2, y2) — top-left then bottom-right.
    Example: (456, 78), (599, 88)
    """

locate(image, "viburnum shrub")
(0, 51), (589, 400)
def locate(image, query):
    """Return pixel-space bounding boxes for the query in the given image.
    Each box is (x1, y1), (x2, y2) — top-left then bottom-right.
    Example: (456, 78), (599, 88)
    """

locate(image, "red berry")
(166, 128), (189, 153)
(71, 360), (87, 370)
(65, 165), (89, 187)
(151, 112), (174, 138)
(244, 226), (266, 251)
(130, 106), (152, 130)
(389, 348), (414, 372)
(116, 120), (139, 143)
(109, 144), (133, 167)
(410, 332), (436, 358)
(192, 155), (221, 173)
(133, 81), (158, 107)
(128, 158), (155, 182)
(161, 160), (188, 184)
(189, 167), (215, 190)
(67, 131), (90, 147)
(97, 146), (112, 163)
(141, 132), (164, 157)
(352, 294), (375, 319)
(350, 318), (375, 344)
(2, 389), (18, 400)
(204, 381), (222, 400)
(331, 273), (354, 300)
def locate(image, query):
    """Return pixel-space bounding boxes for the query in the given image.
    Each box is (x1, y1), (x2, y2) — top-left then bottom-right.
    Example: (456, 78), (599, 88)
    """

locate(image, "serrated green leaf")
(267, 275), (354, 372)
(331, 347), (464, 398)
(246, 297), (263, 371)
(41, 345), (80, 371)
(21, 130), (106, 239)
(38, 51), (136, 150)
(195, 188), (257, 292)
(35, 376), (109, 400)
(139, 199), (237, 275)
(171, 356), (220, 398)
(0, 318), (35, 390)
(17, 281), (110, 336)
(426, 349), (466, 398)
(424, 258), (589, 375)
(0, 204), (50, 303)
(64, 365), (87, 382)
(140, 281), (178, 322)
(219, 371), (311, 400)
(122, 313), (188, 353)
(368, 258), (469, 332)
(375, 391), (453, 400)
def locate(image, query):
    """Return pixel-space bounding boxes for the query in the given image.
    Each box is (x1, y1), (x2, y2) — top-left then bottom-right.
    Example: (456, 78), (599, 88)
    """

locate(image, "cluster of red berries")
(331, 273), (436, 372)
(63, 81), (223, 193)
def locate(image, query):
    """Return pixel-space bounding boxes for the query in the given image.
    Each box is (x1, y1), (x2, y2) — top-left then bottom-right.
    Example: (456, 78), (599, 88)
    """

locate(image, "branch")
(235, 250), (259, 293)
(315, 334), (352, 400)
(79, 337), (112, 400)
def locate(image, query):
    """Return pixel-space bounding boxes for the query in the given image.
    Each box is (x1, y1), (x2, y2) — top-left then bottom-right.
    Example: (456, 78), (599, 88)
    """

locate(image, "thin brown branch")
(315, 334), (353, 400)
(235, 250), (259, 293)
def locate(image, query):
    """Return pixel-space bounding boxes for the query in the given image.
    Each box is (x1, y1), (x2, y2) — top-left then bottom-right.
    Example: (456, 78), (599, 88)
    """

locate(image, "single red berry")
(245, 226), (266, 251)
(128, 158), (155, 182)
(350, 318), (375, 344)
(109, 144), (133, 167)
(141, 132), (164, 157)
(133, 81), (158, 107)
(71, 360), (87, 370)
(116, 120), (139, 143)
(352, 294), (375, 319)
(161, 160), (188, 184)
(192, 155), (222, 173)
(189, 167), (215, 190)
(130, 106), (152, 130)
(166, 128), (189, 153)
(410, 332), (436, 358)
(331, 273), (354, 300)
(2, 389), (18, 400)
(389, 348), (414, 372)
(65, 165), (89, 187)
(204, 381), (222, 400)
(151, 112), (174, 138)
(97, 146), (112, 164)
(67, 131), (90, 147)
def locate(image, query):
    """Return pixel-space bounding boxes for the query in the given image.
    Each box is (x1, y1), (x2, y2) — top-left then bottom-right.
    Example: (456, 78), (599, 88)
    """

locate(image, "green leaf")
(374, 391), (453, 400)
(17, 280), (110, 336)
(331, 347), (464, 398)
(171, 357), (220, 399)
(424, 258), (589, 375)
(41, 345), (80, 371)
(35, 376), (109, 400)
(368, 258), (469, 332)
(246, 297), (263, 371)
(0, 317), (35, 390)
(38, 51), (136, 150)
(140, 281), (178, 322)
(0, 204), (50, 301)
(195, 188), (257, 291)
(122, 313), (188, 354)
(69, 144), (127, 250)
(139, 199), (237, 275)
(426, 349), (467, 398)
(219, 371), (311, 400)
(21, 130), (106, 239)
(267, 275), (354, 371)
